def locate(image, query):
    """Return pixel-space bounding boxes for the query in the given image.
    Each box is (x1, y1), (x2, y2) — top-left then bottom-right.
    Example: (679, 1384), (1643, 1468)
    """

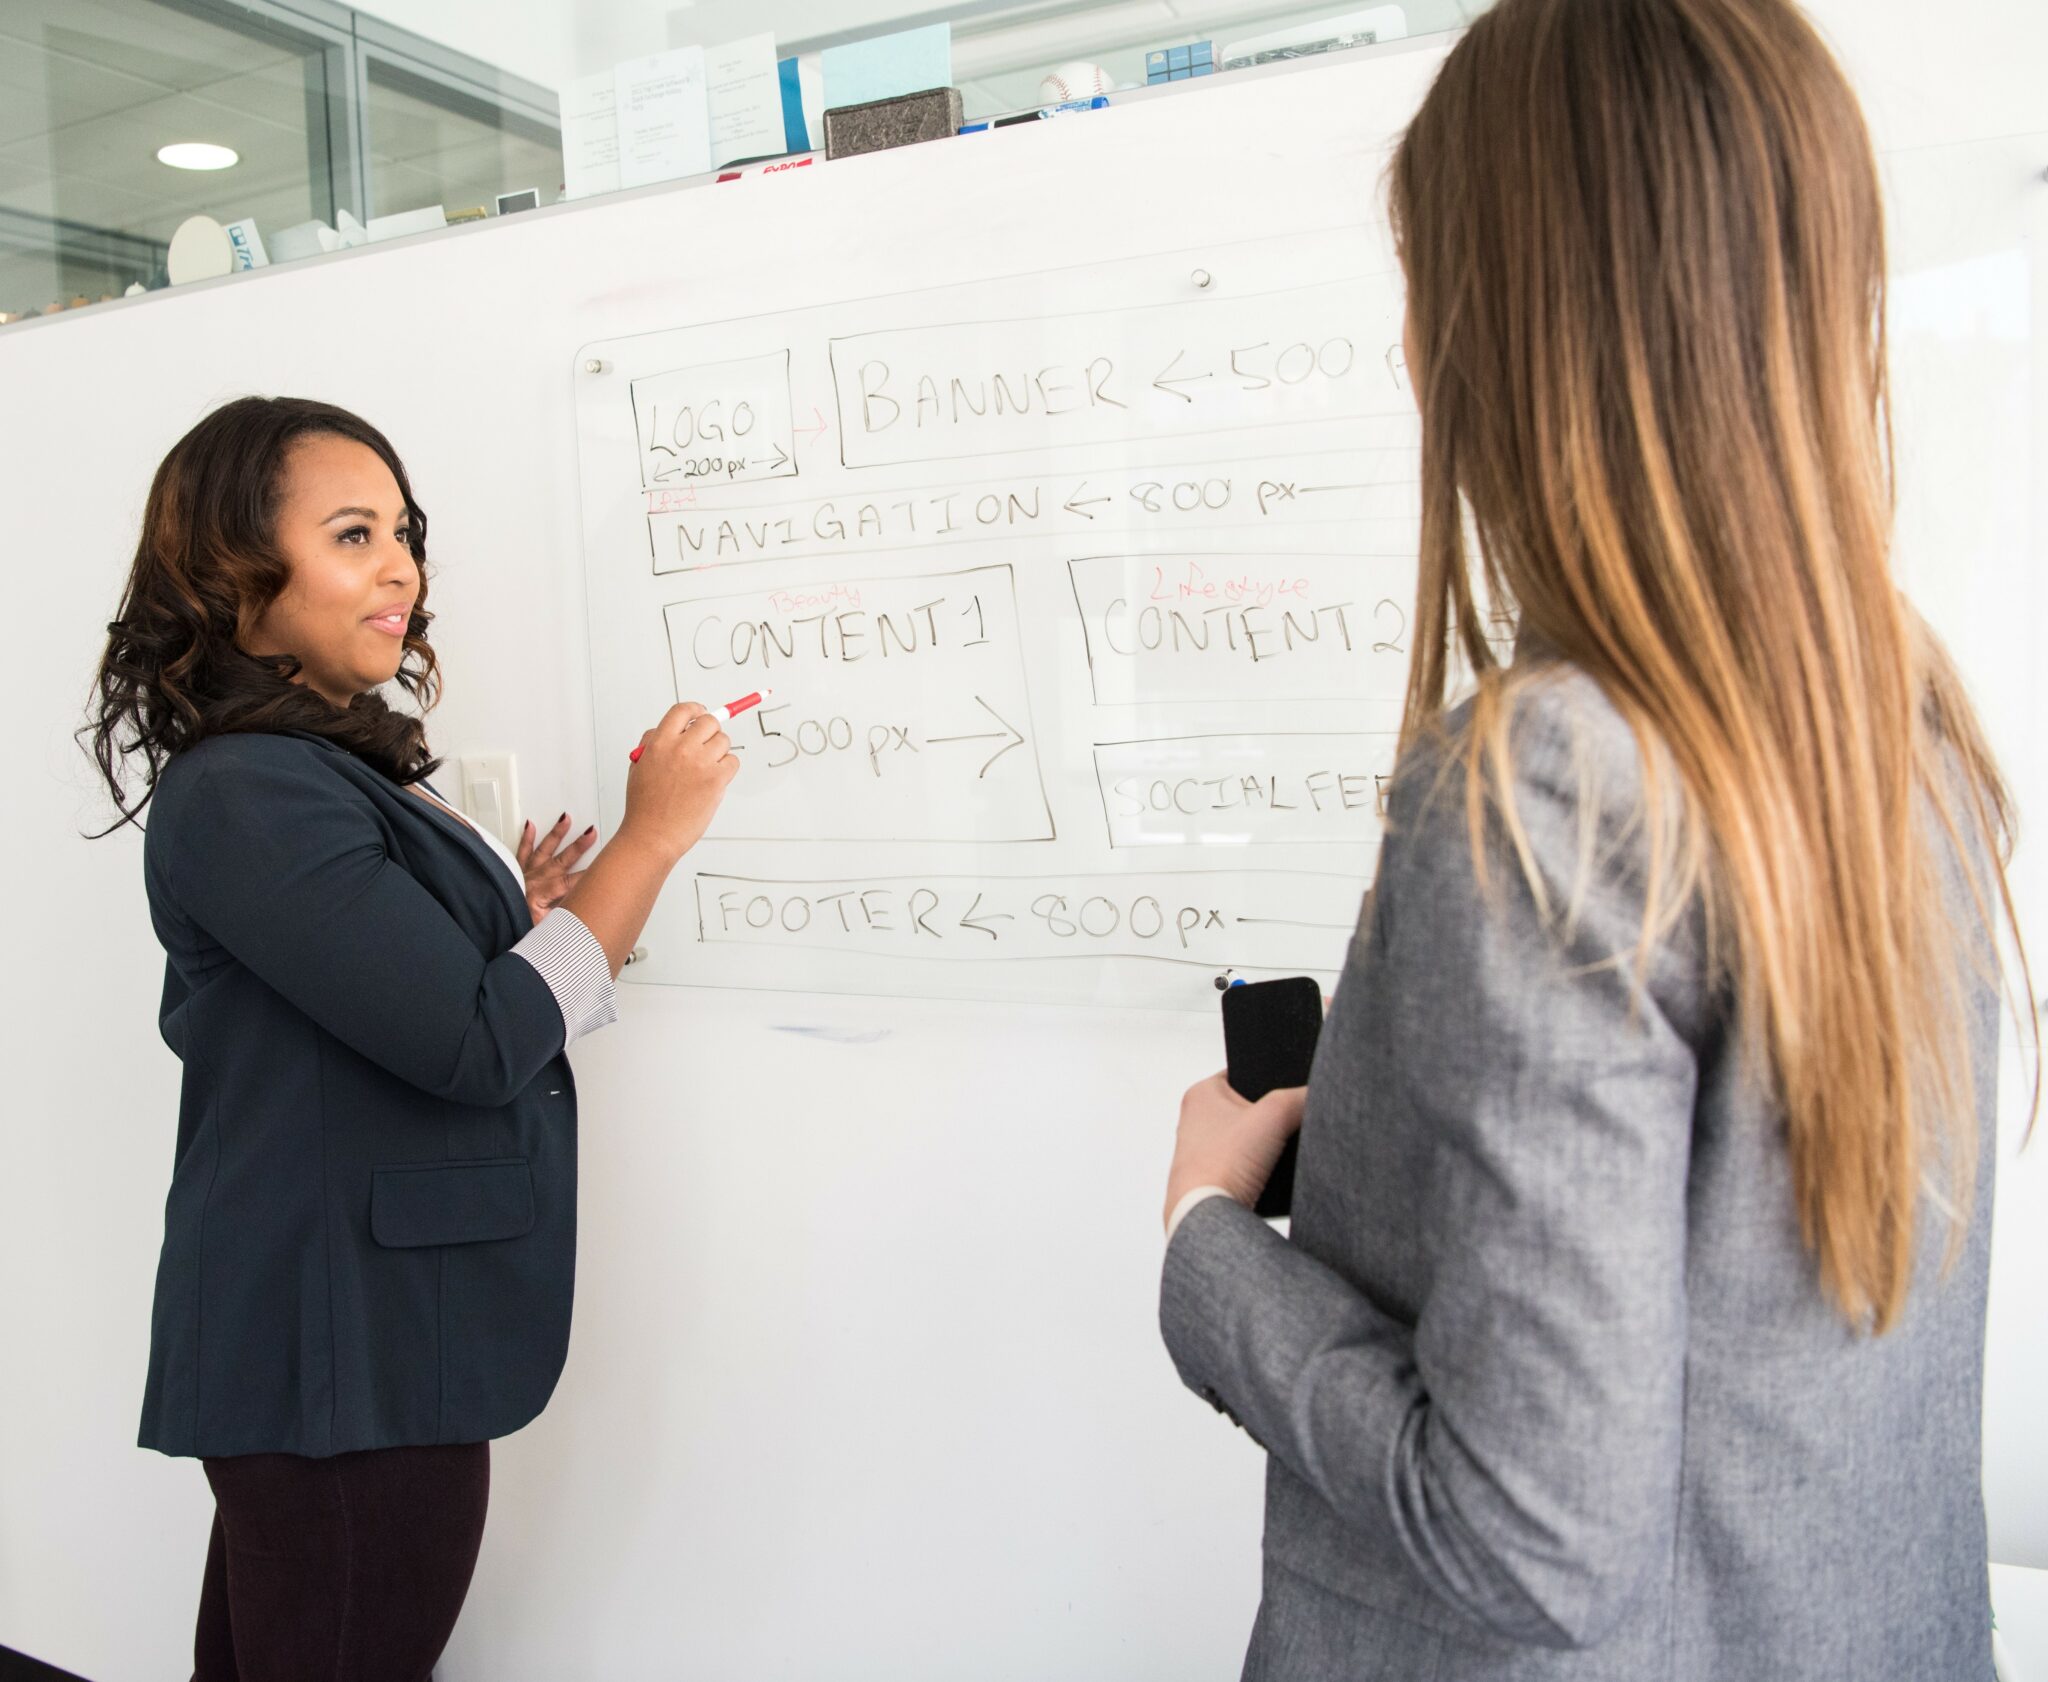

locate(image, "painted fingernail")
(583, 825), (596, 836)
(557, 811), (567, 825)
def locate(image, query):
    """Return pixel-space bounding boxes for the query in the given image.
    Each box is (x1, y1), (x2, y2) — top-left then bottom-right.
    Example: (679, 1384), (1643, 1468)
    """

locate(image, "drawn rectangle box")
(1093, 732), (1399, 848)
(694, 869), (1369, 970)
(1066, 553), (1414, 707)
(642, 446), (1421, 578)
(630, 349), (799, 491)
(824, 277), (1397, 470)
(660, 562), (1054, 843)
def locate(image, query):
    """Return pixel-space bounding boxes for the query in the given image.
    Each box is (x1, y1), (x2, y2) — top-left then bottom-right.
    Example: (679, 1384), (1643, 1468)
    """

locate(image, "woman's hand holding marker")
(620, 696), (750, 863)
(628, 692), (767, 760)
(554, 695), (750, 976)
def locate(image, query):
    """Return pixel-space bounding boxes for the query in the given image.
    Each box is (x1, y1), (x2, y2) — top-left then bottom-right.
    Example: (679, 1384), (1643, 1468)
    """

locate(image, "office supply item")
(1222, 975), (1323, 1217)
(958, 96), (1108, 133)
(775, 55), (811, 153)
(629, 692), (769, 760)
(496, 189), (541, 216)
(1222, 7), (1408, 71)
(223, 218), (268, 270)
(707, 34), (785, 167)
(1147, 40), (1215, 82)
(823, 87), (963, 158)
(821, 23), (951, 110)
(268, 218), (342, 262)
(615, 46), (712, 188)
(366, 204), (447, 243)
(560, 69), (623, 199)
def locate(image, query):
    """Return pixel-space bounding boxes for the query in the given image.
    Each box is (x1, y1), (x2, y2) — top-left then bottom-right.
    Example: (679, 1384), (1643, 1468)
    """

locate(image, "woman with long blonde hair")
(1158, 0), (2027, 1675)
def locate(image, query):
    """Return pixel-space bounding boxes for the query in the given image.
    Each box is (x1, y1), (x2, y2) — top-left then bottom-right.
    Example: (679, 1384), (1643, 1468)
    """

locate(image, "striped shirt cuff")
(510, 907), (618, 1048)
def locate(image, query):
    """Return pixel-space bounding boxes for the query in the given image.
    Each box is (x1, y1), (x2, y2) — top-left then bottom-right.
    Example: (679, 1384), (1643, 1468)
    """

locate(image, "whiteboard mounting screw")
(584, 357), (607, 373)
(1191, 268), (1213, 289)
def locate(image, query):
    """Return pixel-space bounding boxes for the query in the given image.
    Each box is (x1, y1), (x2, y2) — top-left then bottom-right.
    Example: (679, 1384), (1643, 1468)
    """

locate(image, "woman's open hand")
(516, 813), (599, 927)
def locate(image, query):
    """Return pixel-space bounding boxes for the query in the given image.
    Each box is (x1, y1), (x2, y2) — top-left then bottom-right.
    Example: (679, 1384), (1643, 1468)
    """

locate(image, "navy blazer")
(138, 729), (579, 1458)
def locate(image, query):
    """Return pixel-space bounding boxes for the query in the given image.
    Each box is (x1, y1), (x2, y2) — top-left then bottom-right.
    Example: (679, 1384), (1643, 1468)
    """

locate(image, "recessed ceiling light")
(157, 142), (239, 171)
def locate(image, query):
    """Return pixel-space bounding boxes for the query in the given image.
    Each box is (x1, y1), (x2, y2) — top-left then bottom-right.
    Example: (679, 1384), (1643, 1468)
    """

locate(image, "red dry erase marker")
(629, 691), (769, 761)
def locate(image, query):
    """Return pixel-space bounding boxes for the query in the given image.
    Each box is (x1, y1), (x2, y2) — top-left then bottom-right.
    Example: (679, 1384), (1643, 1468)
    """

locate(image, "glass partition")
(0, 0), (341, 312)
(0, 0), (1489, 328)
(363, 59), (562, 221)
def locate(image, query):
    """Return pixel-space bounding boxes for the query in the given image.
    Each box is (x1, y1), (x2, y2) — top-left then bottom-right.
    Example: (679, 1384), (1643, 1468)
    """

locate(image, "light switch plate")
(458, 753), (520, 849)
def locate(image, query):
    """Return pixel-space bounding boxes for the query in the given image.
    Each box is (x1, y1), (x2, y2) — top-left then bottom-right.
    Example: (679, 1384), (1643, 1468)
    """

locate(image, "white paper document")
(560, 70), (622, 199)
(707, 34), (784, 167)
(615, 47), (711, 188)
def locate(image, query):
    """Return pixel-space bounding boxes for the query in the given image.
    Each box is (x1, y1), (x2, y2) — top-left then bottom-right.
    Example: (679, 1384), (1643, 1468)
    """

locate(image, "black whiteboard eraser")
(823, 88), (965, 160)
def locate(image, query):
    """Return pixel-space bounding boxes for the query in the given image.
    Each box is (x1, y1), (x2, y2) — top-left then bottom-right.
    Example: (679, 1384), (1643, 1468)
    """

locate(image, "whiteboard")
(575, 227), (1420, 1006)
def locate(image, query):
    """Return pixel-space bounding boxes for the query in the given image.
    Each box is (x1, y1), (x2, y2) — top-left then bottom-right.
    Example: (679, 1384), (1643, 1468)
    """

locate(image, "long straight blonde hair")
(1389, 0), (2031, 1332)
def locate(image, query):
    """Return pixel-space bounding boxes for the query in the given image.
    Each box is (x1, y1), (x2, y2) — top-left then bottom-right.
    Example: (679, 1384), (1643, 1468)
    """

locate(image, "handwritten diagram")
(827, 282), (1376, 467)
(575, 230), (1420, 1006)
(661, 564), (1052, 842)
(694, 870), (1367, 968)
(642, 442), (1419, 575)
(631, 351), (798, 489)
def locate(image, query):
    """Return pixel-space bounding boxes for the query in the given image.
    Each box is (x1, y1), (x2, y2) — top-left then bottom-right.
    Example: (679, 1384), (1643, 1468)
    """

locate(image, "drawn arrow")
(1063, 480), (1113, 519)
(958, 892), (1014, 940)
(927, 695), (1026, 778)
(764, 442), (791, 472)
(793, 405), (830, 445)
(1152, 348), (1212, 402)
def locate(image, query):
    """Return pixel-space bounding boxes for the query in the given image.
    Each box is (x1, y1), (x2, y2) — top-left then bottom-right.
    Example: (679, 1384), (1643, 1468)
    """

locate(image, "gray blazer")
(1161, 666), (1998, 1681)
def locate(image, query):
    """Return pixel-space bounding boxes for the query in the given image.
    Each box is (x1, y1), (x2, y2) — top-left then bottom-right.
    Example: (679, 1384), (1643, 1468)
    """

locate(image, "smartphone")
(1221, 976), (1324, 1219)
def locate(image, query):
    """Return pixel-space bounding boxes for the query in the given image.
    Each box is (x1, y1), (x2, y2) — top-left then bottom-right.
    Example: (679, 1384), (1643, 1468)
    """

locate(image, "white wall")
(0, 8), (2043, 1679)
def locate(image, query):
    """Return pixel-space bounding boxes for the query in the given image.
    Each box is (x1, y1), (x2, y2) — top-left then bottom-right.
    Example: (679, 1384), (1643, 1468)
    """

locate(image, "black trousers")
(194, 1442), (489, 1682)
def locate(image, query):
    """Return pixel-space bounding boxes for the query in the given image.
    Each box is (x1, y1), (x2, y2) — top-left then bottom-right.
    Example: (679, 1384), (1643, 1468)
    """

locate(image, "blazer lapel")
(279, 731), (531, 934)
(409, 776), (533, 932)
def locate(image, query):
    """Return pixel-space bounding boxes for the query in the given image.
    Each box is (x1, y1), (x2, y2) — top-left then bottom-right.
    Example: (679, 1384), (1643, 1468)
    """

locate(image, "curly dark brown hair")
(80, 395), (445, 835)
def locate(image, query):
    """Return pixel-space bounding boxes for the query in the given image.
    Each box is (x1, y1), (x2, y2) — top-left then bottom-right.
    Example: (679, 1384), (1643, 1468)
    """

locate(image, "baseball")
(1039, 61), (1113, 103)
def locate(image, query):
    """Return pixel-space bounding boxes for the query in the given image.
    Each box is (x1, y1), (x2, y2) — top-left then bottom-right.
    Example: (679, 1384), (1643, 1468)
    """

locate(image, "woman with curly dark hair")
(83, 395), (737, 1679)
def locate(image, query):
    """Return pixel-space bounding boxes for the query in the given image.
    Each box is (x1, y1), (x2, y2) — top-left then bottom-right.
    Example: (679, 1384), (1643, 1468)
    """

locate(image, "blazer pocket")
(371, 1158), (536, 1248)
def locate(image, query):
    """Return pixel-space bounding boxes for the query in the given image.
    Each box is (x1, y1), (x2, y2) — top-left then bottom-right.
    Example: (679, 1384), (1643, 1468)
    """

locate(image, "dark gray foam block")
(822, 88), (965, 160)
